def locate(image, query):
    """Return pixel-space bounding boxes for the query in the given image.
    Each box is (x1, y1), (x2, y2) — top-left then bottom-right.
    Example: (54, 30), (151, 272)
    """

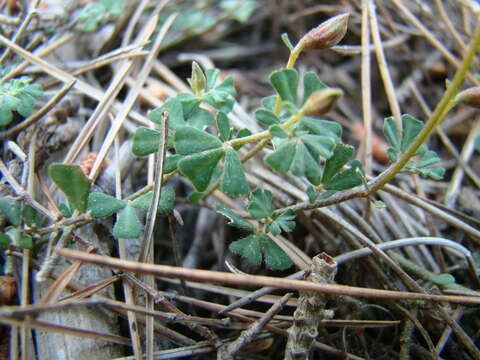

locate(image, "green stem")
(370, 19), (480, 193)
(227, 111), (303, 148)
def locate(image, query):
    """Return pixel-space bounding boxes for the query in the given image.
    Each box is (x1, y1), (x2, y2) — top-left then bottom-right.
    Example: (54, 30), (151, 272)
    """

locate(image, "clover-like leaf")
(164, 154), (183, 174)
(233, 128), (252, 150)
(216, 204), (255, 232)
(150, 97), (184, 129)
(321, 144), (354, 184)
(269, 69), (298, 105)
(303, 72), (327, 104)
(216, 111), (231, 142)
(49, 164), (92, 212)
(174, 126), (222, 155)
(324, 167), (362, 191)
(383, 117), (400, 152)
(291, 141), (322, 185)
(112, 205), (141, 239)
(132, 127), (161, 156)
(220, 148), (249, 197)
(0, 197), (21, 226)
(262, 236), (292, 270)
(229, 235), (262, 266)
(247, 188), (274, 219)
(301, 117), (342, 141)
(264, 140), (296, 173)
(266, 209), (296, 235)
(5, 227), (33, 249)
(268, 125), (288, 138)
(400, 114), (423, 152)
(255, 109), (280, 126)
(87, 192), (125, 219)
(178, 148), (225, 192)
(130, 187), (175, 215)
(186, 106), (214, 130)
(23, 205), (41, 228)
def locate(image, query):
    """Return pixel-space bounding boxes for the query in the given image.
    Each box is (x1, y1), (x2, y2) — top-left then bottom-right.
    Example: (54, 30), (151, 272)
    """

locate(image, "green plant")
(74, 0), (126, 33)
(0, 76), (43, 126)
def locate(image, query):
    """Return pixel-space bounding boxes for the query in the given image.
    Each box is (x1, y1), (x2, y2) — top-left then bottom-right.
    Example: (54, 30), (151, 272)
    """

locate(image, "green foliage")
(132, 127), (161, 157)
(75, 0), (125, 32)
(216, 204), (255, 232)
(220, 0), (258, 23)
(178, 148), (225, 192)
(48, 164), (92, 212)
(130, 187), (175, 215)
(112, 205), (141, 239)
(266, 209), (296, 236)
(384, 114), (445, 179)
(0, 76), (43, 126)
(246, 189), (274, 219)
(229, 234), (292, 270)
(220, 148), (249, 196)
(87, 192), (126, 219)
(4, 227), (32, 249)
(0, 197), (21, 226)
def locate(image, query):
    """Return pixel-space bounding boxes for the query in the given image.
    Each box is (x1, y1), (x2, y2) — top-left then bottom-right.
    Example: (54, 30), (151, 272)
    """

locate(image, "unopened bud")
(188, 61), (207, 95)
(299, 13), (349, 50)
(301, 88), (343, 116)
(455, 86), (480, 108)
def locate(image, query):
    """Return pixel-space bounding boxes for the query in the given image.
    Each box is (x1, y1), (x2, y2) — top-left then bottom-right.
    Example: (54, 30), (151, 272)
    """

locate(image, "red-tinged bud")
(301, 88), (343, 116)
(455, 86), (480, 108)
(299, 13), (349, 50)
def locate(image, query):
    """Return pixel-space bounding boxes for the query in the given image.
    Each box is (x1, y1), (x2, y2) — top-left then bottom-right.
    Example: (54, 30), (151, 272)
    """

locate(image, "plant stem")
(227, 111), (303, 148)
(369, 18), (480, 193)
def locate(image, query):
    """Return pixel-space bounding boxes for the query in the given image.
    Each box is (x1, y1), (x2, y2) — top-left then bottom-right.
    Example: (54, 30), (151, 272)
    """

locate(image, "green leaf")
(164, 154), (183, 174)
(216, 112), (231, 142)
(306, 186), (318, 204)
(255, 109), (280, 126)
(174, 126), (222, 155)
(229, 235), (262, 265)
(48, 164), (91, 212)
(233, 128), (252, 150)
(188, 191), (204, 203)
(112, 205), (141, 239)
(325, 167), (362, 191)
(301, 134), (336, 158)
(59, 203), (73, 218)
(150, 97), (184, 129)
(0, 233), (10, 248)
(220, 0), (258, 23)
(269, 69), (298, 105)
(216, 203), (255, 232)
(268, 125), (288, 138)
(303, 72), (327, 104)
(321, 144), (354, 184)
(87, 192), (125, 218)
(262, 236), (292, 270)
(475, 134), (480, 152)
(5, 228), (32, 249)
(23, 205), (41, 227)
(132, 127), (161, 156)
(291, 141), (322, 185)
(130, 187), (175, 215)
(214, 76), (236, 96)
(220, 148), (249, 196)
(178, 148), (225, 192)
(431, 273), (455, 286)
(417, 167), (445, 180)
(247, 189), (274, 219)
(205, 69), (220, 90)
(373, 200), (386, 209)
(177, 93), (201, 118)
(400, 114), (423, 152)
(261, 95), (277, 111)
(0, 197), (21, 226)
(264, 140), (296, 172)
(417, 150), (441, 168)
(186, 107), (213, 130)
(383, 117), (400, 152)
(266, 209), (296, 235)
(301, 117), (342, 140)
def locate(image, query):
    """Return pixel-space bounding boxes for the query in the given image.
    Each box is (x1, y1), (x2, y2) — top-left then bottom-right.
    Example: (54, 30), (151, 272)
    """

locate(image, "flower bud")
(299, 13), (349, 50)
(188, 61), (207, 95)
(455, 86), (480, 108)
(301, 88), (343, 116)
